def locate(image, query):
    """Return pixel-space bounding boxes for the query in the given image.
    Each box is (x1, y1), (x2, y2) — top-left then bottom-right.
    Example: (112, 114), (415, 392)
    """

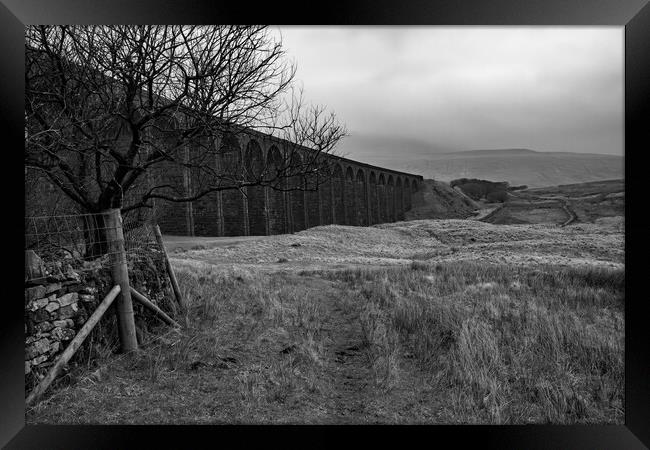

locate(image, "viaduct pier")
(154, 130), (423, 237)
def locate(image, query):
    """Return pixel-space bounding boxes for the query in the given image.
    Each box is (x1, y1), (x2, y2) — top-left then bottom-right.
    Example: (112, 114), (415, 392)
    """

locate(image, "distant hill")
(373, 149), (623, 188)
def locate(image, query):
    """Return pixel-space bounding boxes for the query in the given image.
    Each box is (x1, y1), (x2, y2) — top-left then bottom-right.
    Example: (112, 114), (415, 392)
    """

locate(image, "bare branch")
(25, 25), (347, 215)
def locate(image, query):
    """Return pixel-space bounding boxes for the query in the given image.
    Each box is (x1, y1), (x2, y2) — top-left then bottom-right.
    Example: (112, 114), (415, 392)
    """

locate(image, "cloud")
(274, 26), (623, 159)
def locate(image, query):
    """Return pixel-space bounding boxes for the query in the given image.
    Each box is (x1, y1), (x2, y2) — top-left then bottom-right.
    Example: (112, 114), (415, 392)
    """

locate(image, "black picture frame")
(3, 0), (649, 448)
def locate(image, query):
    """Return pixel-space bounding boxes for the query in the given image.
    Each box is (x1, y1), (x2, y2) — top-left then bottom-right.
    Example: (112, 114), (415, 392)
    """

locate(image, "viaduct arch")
(155, 129), (423, 236)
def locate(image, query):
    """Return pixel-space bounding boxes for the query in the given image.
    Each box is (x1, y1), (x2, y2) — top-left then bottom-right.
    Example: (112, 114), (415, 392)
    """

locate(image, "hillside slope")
(376, 149), (623, 188)
(482, 179), (624, 226)
(405, 179), (479, 220)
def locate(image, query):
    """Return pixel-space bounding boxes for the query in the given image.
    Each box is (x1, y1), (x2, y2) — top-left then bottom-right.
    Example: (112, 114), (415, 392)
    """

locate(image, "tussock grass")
(174, 266), (329, 406)
(323, 261), (623, 423)
(27, 264), (333, 424)
(28, 258), (623, 424)
(359, 299), (400, 389)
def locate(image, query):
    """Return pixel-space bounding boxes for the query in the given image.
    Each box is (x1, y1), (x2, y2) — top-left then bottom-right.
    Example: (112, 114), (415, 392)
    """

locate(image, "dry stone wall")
(24, 260), (113, 387)
(24, 245), (173, 391)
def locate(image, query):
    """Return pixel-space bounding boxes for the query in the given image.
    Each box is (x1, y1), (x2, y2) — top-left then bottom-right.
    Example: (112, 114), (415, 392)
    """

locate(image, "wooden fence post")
(103, 209), (138, 353)
(154, 224), (185, 310)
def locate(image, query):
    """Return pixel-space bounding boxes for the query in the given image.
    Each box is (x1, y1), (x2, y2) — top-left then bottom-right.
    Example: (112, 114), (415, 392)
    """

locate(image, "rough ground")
(26, 181), (624, 425)
(169, 217), (624, 275)
(483, 179), (624, 226)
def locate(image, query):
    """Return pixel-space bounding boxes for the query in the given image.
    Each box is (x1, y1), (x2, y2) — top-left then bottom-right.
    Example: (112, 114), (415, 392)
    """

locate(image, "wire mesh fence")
(24, 210), (165, 283)
(24, 208), (179, 398)
(122, 216), (168, 277)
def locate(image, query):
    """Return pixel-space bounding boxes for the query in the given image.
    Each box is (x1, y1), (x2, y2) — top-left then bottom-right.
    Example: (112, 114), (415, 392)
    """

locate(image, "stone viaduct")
(154, 129), (423, 237)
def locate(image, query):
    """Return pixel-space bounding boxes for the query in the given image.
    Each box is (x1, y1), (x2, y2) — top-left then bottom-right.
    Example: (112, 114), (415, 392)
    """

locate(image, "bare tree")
(25, 26), (347, 235)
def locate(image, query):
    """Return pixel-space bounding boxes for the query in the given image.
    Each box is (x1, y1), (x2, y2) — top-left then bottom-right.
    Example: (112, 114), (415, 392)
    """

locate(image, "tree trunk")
(82, 213), (109, 258)
(82, 186), (123, 258)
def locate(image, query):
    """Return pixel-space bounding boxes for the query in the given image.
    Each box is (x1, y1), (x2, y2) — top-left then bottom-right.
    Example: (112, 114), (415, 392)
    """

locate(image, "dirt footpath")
(273, 275), (442, 423)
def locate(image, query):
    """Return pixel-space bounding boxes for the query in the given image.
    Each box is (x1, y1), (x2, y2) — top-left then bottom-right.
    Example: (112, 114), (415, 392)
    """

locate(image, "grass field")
(523, 179), (623, 198)
(26, 215), (624, 424)
(482, 179), (624, 226)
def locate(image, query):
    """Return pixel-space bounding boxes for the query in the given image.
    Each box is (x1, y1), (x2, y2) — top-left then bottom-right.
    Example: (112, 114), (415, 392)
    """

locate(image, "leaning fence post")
(153, 224), (185, 310)
(103, 209), (138, 352)
(130, 287), (180, 328)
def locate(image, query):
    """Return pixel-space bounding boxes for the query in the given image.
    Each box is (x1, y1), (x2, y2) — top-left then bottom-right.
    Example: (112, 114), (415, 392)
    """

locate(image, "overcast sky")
(273, 27), (623, 162)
